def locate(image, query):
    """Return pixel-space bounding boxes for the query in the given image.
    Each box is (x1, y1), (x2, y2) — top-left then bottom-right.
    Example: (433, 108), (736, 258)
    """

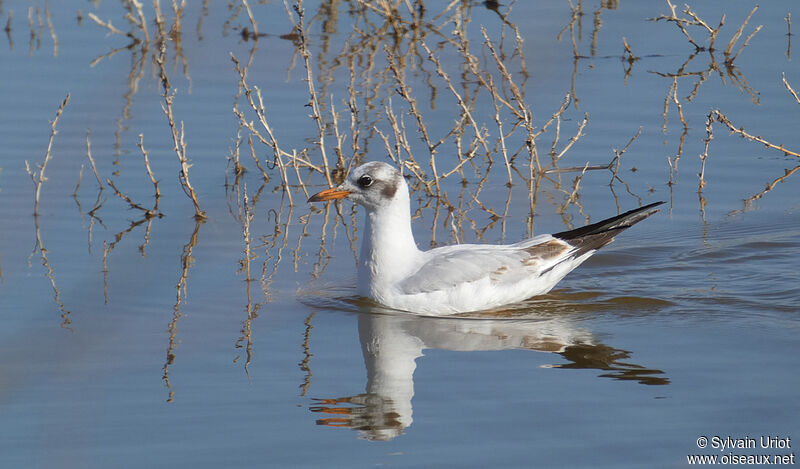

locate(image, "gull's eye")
(357, 175), (373, 188)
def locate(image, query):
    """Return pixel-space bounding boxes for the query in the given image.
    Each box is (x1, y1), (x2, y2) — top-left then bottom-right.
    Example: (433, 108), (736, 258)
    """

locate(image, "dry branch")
(154, 4), (205, 219)
(782, 73), (800, 105)
(138, 134), (162, 214)
(723, 6), (758, 58)
(293, 3), (333, 186)
(25, 93), (70, 216)
(711, 109), (800, 158)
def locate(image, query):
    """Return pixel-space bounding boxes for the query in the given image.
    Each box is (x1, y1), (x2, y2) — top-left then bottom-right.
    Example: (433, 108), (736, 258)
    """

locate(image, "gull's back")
(384, 202), (664, 314)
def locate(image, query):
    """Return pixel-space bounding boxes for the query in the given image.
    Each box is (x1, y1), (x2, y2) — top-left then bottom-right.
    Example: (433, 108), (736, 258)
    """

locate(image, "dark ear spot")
(380, 174), (399, 199)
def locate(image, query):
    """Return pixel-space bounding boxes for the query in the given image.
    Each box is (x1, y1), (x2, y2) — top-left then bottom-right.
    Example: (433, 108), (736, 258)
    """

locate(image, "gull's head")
(308, 161), (406, 212)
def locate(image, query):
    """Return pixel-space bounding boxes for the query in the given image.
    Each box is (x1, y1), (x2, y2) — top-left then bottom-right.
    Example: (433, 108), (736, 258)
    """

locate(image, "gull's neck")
(358, 190), (420, 297)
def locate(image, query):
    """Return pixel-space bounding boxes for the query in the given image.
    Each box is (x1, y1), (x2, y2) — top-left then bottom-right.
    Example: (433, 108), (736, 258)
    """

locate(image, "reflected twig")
(262, 198), (294, 298)
(4, 10), (13, 51)
(73, 164), (84, 199)
(621, 37), (639, 82)
(28, 5), (42, 56)
(107, 179), (155, 216)
(163, 218), (204, 403)
(44, 0), (57, 56)
(234, 187), (263, 376)
(299, 312), (315, 396)
(29, 214), (72, 330)
(23, 94), (72, 327)
(82, 129), (106, 255)
(732, 165), (800, 215)
(787, 13), (792, 60)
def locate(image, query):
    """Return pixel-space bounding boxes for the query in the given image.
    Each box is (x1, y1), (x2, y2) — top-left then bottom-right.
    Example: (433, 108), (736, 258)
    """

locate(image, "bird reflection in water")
(310, 304), (668, 441)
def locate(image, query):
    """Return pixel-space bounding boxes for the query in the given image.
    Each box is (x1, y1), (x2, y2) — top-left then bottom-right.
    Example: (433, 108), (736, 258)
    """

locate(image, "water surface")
(0, 1), (798, 467)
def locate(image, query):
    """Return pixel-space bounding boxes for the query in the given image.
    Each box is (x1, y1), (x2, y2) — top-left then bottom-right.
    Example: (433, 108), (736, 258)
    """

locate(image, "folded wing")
(397, 202), (664, 296)
(398, 235), (571, 294)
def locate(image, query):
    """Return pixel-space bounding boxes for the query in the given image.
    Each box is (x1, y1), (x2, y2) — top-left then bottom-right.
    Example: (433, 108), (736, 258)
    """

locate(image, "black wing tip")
(640, 200), (666, 212)
(553, 201), (665, 241)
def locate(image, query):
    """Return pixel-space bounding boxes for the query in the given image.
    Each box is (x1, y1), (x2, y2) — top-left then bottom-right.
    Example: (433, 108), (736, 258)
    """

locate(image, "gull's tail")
(553, 201), (664, 257)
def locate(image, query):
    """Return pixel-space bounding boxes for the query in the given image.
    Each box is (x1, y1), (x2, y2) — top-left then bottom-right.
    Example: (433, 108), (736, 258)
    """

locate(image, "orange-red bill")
(308, 187), (350, 203)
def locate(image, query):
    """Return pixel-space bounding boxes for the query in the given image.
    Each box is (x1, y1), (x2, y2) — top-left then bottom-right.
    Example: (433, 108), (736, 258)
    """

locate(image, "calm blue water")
(0, 1), (798, 467)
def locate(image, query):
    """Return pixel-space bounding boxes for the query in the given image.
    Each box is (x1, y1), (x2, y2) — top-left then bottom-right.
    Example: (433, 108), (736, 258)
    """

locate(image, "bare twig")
(610, 127), (642, 186)
(386, 45), (442, 196)
(25, 94), (72, 329)
(728, 23), (762, 65)
(553, 113), (589, 162)
(622, 37), (638, 63)
(293, 2), (333, 186)
(723, 6), (758, 60)
(25, 93), (70, 216)
(138, 134), (162, 212)
(698, 110), (714, 190)
(231, 50), (323, 205)
(420, 41), (494, 182)
(129, 0), (150, 44)
(782, 72), (800, 105)
(241, 0), (259, 38)
(649, 0), (704, 50)
(88, 12), (138, 40)
(247, 135), (270, 180)
(73, 164), (84, 198)
(154, 2), (205, 219)
(711, 109), (800, 158)
(559, 162), (589, 214)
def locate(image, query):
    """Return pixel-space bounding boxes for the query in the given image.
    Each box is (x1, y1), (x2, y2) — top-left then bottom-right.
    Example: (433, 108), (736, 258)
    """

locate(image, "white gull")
(309, 161), (662, 315)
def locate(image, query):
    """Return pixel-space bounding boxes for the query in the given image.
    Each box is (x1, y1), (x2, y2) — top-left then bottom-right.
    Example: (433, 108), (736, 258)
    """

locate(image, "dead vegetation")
(231, 0), (643, 242)
(648, 1), (799, 205)
(8, 1), (798, 400)
(24, 94), (73, 329)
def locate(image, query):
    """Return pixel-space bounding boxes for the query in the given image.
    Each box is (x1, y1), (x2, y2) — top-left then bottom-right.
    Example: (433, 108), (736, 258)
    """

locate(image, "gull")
(309, 161), (663, 315)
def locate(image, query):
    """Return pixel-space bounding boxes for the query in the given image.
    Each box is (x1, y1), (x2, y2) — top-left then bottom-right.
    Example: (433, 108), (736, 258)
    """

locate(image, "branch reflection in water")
(25, 94), (72, 329)
(302, 292), (669, 441)
(162, 218), (204, 403)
